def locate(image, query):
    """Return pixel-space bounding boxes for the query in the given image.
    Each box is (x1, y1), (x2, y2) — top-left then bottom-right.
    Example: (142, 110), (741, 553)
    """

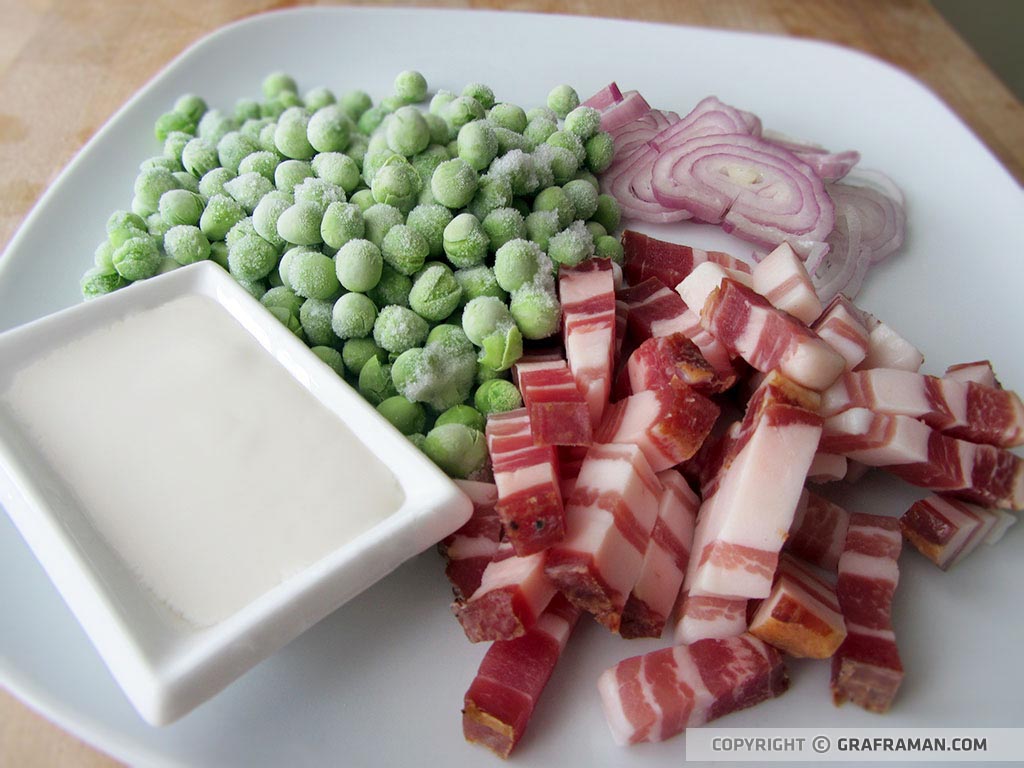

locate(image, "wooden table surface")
(1, 1), (1021, 765)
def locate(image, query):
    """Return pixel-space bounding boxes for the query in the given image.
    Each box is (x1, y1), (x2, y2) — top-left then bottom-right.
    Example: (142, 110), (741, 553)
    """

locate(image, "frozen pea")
(262, 90), (303, 118)
(585, 221), (608, 240)
(454, 266), (507, 306)
(426, 324), (474, 355)
(538, 143), (579, 185)
(237, 150), (280, 182)
(476, 361), (509, 385)
(474, 378), (523, 415)
(510, 285), (562, 339)
(594, 235), (624, 264)
(465, 173), (513, 221)
(357, 106), (390, 136)
(386, 106), (430, 157)
(405, 203), (452, 259)
(491, 125), (533, 154)
(462, 295), (513, 346)
(547, 130), (586, 165)
(274, 159), (315, 193)
(409, 262), (462, 322)
(525, 106), (556, 122)
(446, 138), (459, 157)
(585, 131), (615, 173)
(156, 256), (182, 274)
(394, 70), (428, 104)
(371, 156), (421, 211)
(262, 72), (298, 99)
(435, 404), (485, 432)
(267, 306), (303, 338)
(198, 167), (235, 199)
(154, 111), (194, 142)
(277, 200), (324, 245)
(533, 186), (575, 229)
(228, 232), (277, 280)
(209, 240), (229, 269)
(163, 131), (193, 163)
(299, 298), (340, 347)
(172, 171), (199, 194)
(308, 105), (354, 153)
(524, 210), (559, 250)
(457, 120), (498, 171)
(198, 194), (244, 240)
(442, 96), (485, 133)
(523, 116), (558, 146)
(481, 207), (526, 252)
(304, 86), (336, 111)
(339, 89), (372, 122)
(548, 220), (595, 267)
(223, 172), (275, 214)
(106, 210), (148, 248)
(288, 249), (340, 299)
(217, 131), (259, 173)
(493, 238), (546, 292)
(478, 325), (523, 371)
(311, 346), (345, 376)
(358, 357), (396, 405)
(564, 105), (601, 140)
(343, 337), (387, 375)
(274, 107), (316, 160)
(93, 240), (115, 270)
(258, 120), (279, 152)
(350, 188), (376, 212)
(431, 158), (479, 209)
(361, 149), (401, 186)
(173, 93), (207, 123)
(488, 103), (527, 134)
(133, 167), (179, 216)
(373, 305), (430, 354)
(429, 89), (456, 115)
(236, 277), (269, 299)
(423, 113), (450, 145)
(462, 83), (495, 110)
(234, 97), (262, 123)
(562, 178), (599, 221)
(146, 214), (170, 249)
(226, 217), (257, 247)
(368, 264), (413, 308)
(311, 152), (360, 192)
(261, 285), (305, 316)
(442, 213), (488, 268)
(198, 109), (236, 146)
(381, 224), (429, 276)
(423, 423), (487, 479)
(547, 84), (580, 119)
(489, 150), (538, 197)
(140, 155), (182, 173)
(349, 137), (370, 172)
(80, 265), (127, 300)
(240, 116), (273, 142)
(335, 238), (383, 292)
(591, 193), (621, 233)
(112, 236), (161, 280)
(252, 191), (293, 248)
(158, 189), (204, 227)
(322, 201), (365, 249)
(293, 177), (346, 213)
(377, 396), (426, 435)
(332, 292), (377, 339)
(392, 345), (476, 413)
(362, 203), (404, 248)
(574, 169), (600, 190)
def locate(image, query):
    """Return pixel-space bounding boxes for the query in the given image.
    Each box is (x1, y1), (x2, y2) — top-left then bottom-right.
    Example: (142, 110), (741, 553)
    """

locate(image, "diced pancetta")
(831, 513), (903, 713)
(821, 369), (1024, 448)
(595, 381), (720, 472)
(811, 295), (870, 370)
(676, 261), (754, 316)
(452, 540), (557, 642)
(556, 444), (588, 500)
(750, 242), (823, 325)
(544, 443), (662, 632)
(440, 480), (502, 599)
(517, 360), (593, 446)
(673, 590), (749, 644)
(748, 554), (847, 658)
(626, 332), (730, 396)
(597, 634), (789, 745)
(807, 452), (849, 483)
(463, 594), (582, 758)
(621, 229), (751, 290)
(855, 314), (924, 372)
(945, 360), (1000, 389)
(784, 491), (851, 572)
(560, 259), (617, 426)
(820, 408), (1024, 509)
(899, 495), (1004, 571)
(700, 278), (846, 391)
(614, 298), (630, 363)
(620, 469), (699, 639)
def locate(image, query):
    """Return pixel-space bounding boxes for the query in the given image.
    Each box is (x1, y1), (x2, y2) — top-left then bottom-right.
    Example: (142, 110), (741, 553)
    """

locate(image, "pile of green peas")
(81, 70), (624, 479)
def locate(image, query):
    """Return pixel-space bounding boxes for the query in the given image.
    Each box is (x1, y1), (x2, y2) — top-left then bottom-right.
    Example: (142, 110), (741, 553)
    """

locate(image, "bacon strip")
(440, 480), (502, 599)
(807, 452), (848, 483)
(451, 540), (556, 642)
(621, 230), (750, 290)
(626, 331), (728, 397)
(595, 381), (720, 472)
(749, 554), (847, 658)
(822, 369), (1024, 448)
(700, 278), (846, 391)
(560, 259), (617, 427)
(855, 314), (924, 372)
(784, 491), (851, 572)
(673, 591), (749, 644)
(544, 443), (662, 632)
(831, 513), (904, 713)
(899, 495), (1004, 571)
(811, 295), (870, 370)
(620, 469), (699, 639)
(945, 360), (999, 388)
(820, 408), (1024, 510)
(463, 594), (582, 758)
(750, 242), (822, 325)
(516, 360), (593, 446)
(597, 634), (789, 745)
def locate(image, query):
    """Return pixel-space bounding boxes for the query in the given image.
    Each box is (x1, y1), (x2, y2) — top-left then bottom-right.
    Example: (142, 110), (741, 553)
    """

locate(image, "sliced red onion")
(583, 82), (623, 110)
(813, 203), (871, 302)
(762, 129), (860, 181)
(649, 96), (758, 152)
(737, 108), (763, 137)
(601, 143), (692, 224)
(599, 91), (652, 133)
(650, 133), (836, 254)
(827, 170), (906, 264)
(610, 109), (679, 156)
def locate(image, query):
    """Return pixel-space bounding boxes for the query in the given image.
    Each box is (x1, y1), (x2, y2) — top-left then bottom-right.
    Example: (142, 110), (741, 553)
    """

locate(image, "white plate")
(1, 6), (1022, 767)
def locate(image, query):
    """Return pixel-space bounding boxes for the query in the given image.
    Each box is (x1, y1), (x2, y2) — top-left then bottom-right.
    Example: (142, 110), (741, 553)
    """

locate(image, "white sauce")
(4, 294), (404, 627)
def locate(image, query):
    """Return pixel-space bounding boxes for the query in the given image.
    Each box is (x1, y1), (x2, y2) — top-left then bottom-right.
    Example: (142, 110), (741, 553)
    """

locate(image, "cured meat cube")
(452, 540), (556, 642)
(751, 242), (822, 325)
(855, 314), (924, 372)
(831, 513), (904, 713)
(560, 259), (617, 426)
(582, 81), (623, 110)
(614, 299), (630, 364)
(597, 634), (789, 745)
(673, 590), (749, 644)
(595, 381), (720, 472)
(544, 443), (662, 632)
(440, 480), (502, 599)
(485, 408), (535, 455)
(620, 469), (699, 639)
(463, 594), (581, 758)
(945, 360), (1000, 388)
(811, 295), (869, 370)
(807, 452), (848, 483)
(517, 361), (593, 446)
(676, 261), (754, 316)
(627, 331), (730, 396)
(556, 444), (588, 500)
(749, 554), (847, 658)
(784, 491), (851, 572)
(621, 229), (750, 290)
(899, 495), (1004, 571)
(700, 278), (846, 391)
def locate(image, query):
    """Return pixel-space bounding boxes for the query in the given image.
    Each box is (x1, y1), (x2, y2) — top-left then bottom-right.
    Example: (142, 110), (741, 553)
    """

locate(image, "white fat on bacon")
(676, 261), (753, 316)
(811, 295), (870, 370)
(855, 314), (924, 372)
(560, 259), (617, 427)
(751, 242), (823, 325)
(945, 360), (1000, 388)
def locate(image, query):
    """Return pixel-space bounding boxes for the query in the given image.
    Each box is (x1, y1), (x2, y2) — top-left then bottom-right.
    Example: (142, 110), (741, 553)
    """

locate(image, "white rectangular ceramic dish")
(0, 261), (471, 726)
(0, 6), (1021, 768)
